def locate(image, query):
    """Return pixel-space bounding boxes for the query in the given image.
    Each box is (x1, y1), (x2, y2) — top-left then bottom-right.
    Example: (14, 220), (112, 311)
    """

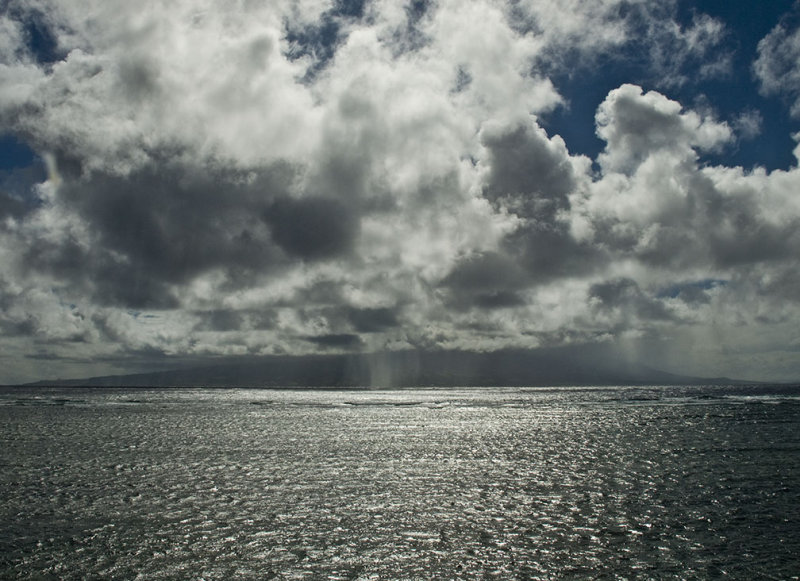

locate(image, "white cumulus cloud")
(0, 0), (798, 382)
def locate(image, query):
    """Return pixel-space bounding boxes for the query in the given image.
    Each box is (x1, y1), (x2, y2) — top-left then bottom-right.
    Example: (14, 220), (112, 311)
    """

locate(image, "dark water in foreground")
(1, 385), (799, 580)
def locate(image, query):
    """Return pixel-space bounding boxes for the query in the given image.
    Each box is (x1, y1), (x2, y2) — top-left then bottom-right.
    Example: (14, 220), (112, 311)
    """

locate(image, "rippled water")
(2, 385), (799, 579)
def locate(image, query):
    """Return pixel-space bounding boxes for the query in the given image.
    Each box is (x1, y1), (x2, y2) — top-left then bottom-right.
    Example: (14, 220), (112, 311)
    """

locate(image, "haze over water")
(2, 385), (799, 579)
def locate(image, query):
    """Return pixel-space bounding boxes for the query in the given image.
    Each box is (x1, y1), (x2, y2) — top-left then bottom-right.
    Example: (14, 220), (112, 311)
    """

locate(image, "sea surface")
(1, 384), (799, 580)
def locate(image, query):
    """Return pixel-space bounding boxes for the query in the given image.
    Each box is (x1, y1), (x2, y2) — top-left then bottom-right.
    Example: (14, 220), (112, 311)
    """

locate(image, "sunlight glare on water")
(1, 386), (799, 579)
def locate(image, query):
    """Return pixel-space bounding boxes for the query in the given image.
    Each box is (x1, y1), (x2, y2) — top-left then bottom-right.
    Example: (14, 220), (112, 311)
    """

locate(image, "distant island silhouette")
(24, 346), (745, 388)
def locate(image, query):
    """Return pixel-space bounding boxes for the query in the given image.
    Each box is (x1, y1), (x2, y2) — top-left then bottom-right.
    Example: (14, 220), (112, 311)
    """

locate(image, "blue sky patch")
(0, 135), (36, 171)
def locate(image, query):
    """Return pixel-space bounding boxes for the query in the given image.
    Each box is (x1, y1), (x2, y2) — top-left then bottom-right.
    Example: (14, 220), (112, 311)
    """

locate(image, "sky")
(1, 0), (800, 384)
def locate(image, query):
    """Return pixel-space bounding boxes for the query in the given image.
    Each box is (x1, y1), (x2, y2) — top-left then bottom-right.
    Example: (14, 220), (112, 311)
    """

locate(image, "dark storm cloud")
(7, 307), (92, 343)
(21, 160), (305, 308)
(24, 351), (63, 360)
(481, 121), (604, 281)
(502, 225), (603, 282)
(597, 221), (705, 270)
(24, 234), (86, 280)
(0, 190), (26, 219)
(443, 251), (529, 291)
(305, 333), (363, 349)
(589, 278), (675, 323)
(89, 265), (180, 310)
(0, 315), (35, 337)
(264, 196), (359, 261)
(194, 310), (244, 333)
(285, 280), (346, 308)
(115, 56), (161, 104)
(346, 306), (401, 332)
(709, 219), (800, 268)
(481, 122), (574, 219)
(472, 290), (526, 309)
(248, 310), (279, 331)
(736, 266), (800, 305)
(191, 309), (278, 332)
(70, 168), (282, 281)
(701, 183), (800, 267)
(441, 251), (530, 310)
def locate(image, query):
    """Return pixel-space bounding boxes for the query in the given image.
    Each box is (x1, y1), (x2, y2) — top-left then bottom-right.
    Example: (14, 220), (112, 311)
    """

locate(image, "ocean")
(1, 385), (799, 579)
